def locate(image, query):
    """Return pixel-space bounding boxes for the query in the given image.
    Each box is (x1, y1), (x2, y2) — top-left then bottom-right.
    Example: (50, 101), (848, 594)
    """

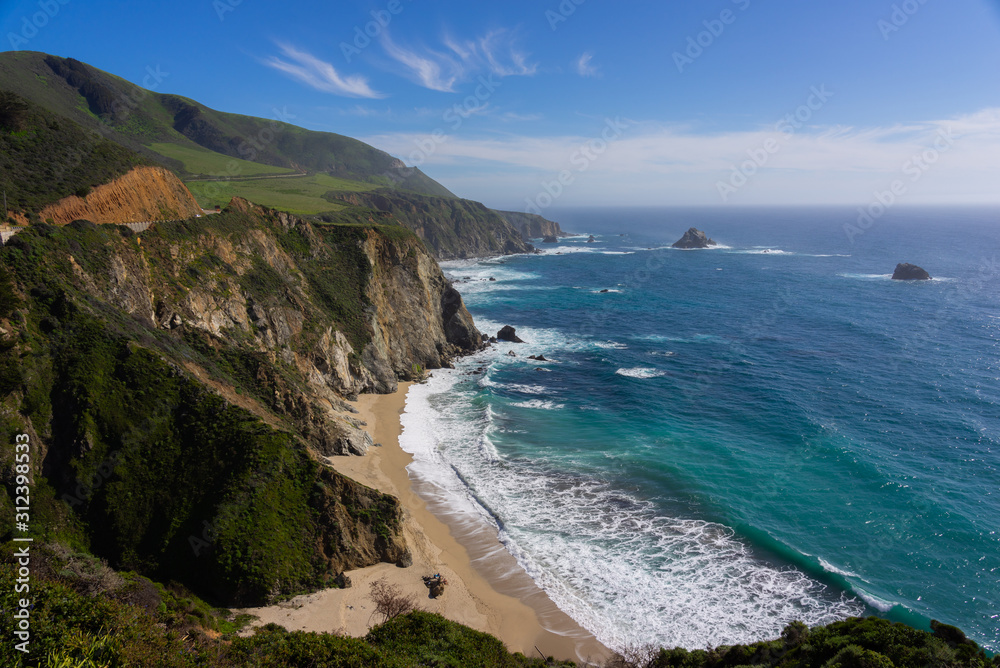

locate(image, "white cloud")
(576, 52), (598, 77)
(381, 28), (537, 92)
(380, 32), (459, 92)
(361, 109), (1000, 207)
(265, 43), (383, 99)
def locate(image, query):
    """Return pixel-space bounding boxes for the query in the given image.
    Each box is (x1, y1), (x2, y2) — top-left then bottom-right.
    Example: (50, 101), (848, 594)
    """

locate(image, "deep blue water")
(399, 207), (1000, 652)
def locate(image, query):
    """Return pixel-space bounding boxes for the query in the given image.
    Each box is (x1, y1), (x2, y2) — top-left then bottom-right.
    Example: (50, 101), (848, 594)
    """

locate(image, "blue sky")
(3, 0), (1000, 210)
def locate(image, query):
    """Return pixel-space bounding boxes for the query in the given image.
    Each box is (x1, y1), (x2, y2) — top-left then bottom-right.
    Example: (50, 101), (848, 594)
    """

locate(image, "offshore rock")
(892, 263), (931, 280)
(672, 227), (717, 249)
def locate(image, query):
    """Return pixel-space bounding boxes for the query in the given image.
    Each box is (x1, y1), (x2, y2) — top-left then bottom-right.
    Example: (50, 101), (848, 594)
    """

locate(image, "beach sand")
(240, 381), (610, 665)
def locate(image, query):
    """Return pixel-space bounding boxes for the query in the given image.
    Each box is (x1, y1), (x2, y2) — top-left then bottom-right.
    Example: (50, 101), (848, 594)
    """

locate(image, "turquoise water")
(399, 207), (1000, 652)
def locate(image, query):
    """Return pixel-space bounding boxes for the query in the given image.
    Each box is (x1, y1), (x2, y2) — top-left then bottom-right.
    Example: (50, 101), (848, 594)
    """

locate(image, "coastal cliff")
(495, 210), (571, 240)
(0, 200), (481, 605)
(327, 191), (533, 259)
(38, 165), (204, 225)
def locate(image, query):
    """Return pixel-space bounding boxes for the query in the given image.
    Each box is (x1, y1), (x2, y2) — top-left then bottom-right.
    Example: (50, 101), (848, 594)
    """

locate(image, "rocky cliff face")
(38, 165), (203, 225)
(328, 191), (533, 259)
(0, 201), (482, 604)
(495, 210), (570, 240)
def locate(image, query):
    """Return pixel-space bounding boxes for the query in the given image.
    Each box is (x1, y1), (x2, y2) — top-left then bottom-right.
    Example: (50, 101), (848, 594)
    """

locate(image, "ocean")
(398, 206), (1000, 653)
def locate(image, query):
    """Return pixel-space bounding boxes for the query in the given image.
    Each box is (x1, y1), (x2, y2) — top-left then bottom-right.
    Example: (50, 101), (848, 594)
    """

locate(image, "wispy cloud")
(576, 52), (598, 77)
(381, 28), (537, 92)
(265, 43), (384, 99)
(380, 32), (459, 92)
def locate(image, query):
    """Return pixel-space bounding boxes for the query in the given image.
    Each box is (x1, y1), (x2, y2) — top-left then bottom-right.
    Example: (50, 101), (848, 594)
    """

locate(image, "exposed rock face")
(672, 227), (717, 249)
(892, 263), (931, 280)
(494, 210), (570, 241)
(542, 235), (558, 244)
(497, 325), (524, 343)
(587, 235), (596, 243)
(38, 166), (203, 225)
(51, 199), (482, 456)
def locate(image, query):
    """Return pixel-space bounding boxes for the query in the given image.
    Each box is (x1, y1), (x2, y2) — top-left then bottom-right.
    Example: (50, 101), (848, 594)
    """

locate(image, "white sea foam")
(616, 367), (668, 379)
(818, 557), (860, 579)
(510, 400), (566, 410)
(838, 273), (893, 280)
(504, 384), (549, 395)
(400, 365), (863, 651)
(853, 586), (897, 612)
(594, 340), (628, 349)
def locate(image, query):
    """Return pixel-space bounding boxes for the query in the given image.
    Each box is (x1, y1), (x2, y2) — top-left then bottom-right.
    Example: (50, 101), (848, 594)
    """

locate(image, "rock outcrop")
(542, 235), (558, 244)
(892, 263), (931, 280)
(672, 227), (717, 249)
(494, 210), (571, 241)
(38, 166), (203, 225)
(497, 325), (524, 343)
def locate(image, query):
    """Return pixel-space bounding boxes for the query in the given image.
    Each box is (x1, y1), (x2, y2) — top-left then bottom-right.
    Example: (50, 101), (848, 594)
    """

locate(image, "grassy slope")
(186, 173), (377, 215)
(149, 141), (295, 177)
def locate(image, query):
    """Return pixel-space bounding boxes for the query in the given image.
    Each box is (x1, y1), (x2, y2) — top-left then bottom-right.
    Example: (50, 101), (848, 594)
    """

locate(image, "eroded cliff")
(37, 165), (204, 225)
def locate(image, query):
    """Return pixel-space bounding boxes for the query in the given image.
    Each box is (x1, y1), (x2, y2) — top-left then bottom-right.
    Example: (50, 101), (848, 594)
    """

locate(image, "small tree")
(368, 577), (417, 624)
(604, 644), (661, 668)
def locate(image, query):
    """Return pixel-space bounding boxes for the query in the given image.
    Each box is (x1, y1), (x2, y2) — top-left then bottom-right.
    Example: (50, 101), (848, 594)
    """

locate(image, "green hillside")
(0, 51), (454, 198)
(0, 90), (151, 218)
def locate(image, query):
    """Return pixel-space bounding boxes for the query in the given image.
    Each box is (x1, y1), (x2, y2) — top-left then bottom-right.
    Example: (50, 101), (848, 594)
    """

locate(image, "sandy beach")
(240, 381), (610, 665)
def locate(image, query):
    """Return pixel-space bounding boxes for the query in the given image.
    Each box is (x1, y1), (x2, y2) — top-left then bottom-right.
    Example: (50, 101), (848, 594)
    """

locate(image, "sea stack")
(891, 263), (931, 280)
(542, 235), (558, 243)
(672, 227), (717, 249)
(497, 325), (525, 343)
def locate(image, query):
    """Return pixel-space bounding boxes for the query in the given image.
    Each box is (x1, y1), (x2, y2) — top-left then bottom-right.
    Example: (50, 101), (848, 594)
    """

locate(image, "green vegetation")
(186, 172), (376, 215)
(0, 545), (566, 667)
(0, 90), (149, 217)
(149, 141), (295, 178)
(0, 211), (412, 608)
(629, 617), (995, 668)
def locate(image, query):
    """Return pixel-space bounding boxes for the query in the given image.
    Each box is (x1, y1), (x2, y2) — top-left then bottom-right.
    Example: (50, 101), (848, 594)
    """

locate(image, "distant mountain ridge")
(0, 51), (570, 259)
